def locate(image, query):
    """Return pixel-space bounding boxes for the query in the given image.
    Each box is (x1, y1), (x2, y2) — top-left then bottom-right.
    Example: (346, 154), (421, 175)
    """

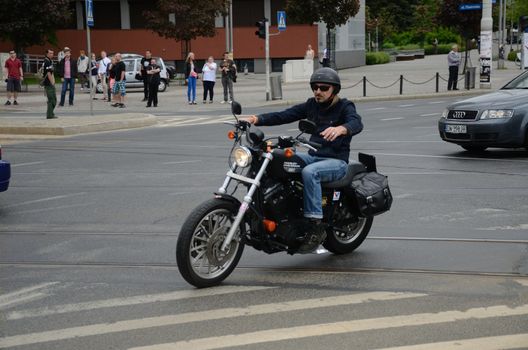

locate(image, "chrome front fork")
(219, 152), (273, 251)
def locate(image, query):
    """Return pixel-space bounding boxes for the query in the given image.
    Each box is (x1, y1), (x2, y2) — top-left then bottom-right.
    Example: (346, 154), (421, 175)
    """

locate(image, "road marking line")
(365, 107), (386, 111)
(0, 192), (87, 209)
(419, 113), (439, 117)
(0, 292), (426, 347)
(0, 293), (47, 309)
(398, 104), (415, 107)
(9, 202), (95, 215)
(128, 304), (528, 350)
(11, 161), (44, 168)
(7, 285), (274, 320)
(381, 117), (404, 121)
(373, 333), (528, 350)
(516, 280), (528, 287)
(428, 101), (445, 104)
(0, 283), (59, 309)
(369, 152), (528, 163)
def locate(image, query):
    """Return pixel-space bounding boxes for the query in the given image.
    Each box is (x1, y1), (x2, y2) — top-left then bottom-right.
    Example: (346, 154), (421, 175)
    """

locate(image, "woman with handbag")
(185, 52), (198, 105)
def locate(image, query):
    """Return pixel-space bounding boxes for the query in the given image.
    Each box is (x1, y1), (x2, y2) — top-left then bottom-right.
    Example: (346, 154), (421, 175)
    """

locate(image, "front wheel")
(323, 216), (373, 254)
(176, 198), (245, 288)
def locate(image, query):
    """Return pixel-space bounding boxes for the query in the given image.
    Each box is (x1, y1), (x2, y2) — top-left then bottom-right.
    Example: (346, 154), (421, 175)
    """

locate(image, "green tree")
(0, 0), (72, 53)
(144, 0), (226, 58)
(438, 0), (481, 39)
(286, 0), (361, 67)
(366, 0), (420, 32)
(412, 1), (438, 46)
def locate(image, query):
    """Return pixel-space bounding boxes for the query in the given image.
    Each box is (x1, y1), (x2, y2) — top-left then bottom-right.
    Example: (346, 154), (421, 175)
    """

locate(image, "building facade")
(0, 0), (364, 71)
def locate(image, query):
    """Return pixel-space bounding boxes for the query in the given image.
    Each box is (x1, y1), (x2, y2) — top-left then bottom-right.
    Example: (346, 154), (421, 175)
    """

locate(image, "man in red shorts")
(3, 50), (23, 105)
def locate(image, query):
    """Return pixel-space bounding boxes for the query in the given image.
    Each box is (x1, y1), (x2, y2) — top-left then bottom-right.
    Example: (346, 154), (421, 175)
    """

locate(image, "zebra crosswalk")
(155, 115), (235, 128)
(1, 281), (527, 349)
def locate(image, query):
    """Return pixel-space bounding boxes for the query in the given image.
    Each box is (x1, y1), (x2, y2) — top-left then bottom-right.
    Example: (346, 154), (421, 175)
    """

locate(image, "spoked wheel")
(176, 198), (245, 288)
(323, 216), (373, 254)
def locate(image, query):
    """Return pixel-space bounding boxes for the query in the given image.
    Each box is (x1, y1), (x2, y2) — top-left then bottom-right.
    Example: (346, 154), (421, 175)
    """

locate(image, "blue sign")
(459, 0), (496, 11)
(277, 11), (286, 31)
(86, 0), (94, 27)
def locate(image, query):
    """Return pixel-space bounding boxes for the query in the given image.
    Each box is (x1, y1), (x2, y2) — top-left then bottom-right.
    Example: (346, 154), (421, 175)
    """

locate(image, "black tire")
(158, 79), (167, 92)
(323, 216), (373, 254)
(176, 198), (245, 288)
(461, 145), (487, 152)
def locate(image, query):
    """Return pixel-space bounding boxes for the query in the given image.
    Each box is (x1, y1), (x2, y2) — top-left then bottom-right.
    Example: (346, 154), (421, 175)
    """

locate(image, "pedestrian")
(305, 44), (315, 60)
(242, 68), (363, 253)
(77, 50), (89, 91)
(111, 53), (126, 108)
(185, 52), (198, 105)
(57, 47), (77, 106)
(89, 52), (98, 99)
(202, 56), (217, 103)
(98, 51), (111, 101)
(42, 49), (57, 119)
(140, 50), (152, 102)
(107, 56), (117, 103)
(220, 52), (236, 104)
(146, 57), (161, 107)
(3, 50), (23, 106)
(433, 38), (439, 55)
(321, 48), (330, 67)
(447, 44), (460, 91)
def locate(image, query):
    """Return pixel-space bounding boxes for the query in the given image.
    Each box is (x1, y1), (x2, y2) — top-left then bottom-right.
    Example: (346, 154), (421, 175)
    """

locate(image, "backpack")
(350, 171), (393, 217)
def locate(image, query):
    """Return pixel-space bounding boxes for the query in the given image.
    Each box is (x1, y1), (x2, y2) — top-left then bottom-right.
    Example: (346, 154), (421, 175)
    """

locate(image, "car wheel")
(158, 80), (167, 92)
(461, 145), (487, 152)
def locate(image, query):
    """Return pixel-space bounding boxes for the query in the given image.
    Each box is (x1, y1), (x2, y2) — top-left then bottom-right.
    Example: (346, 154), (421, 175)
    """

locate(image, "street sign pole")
(480, 0), (493, 89)
(265, 20), (270, 101)
(86, 0), (94, 115)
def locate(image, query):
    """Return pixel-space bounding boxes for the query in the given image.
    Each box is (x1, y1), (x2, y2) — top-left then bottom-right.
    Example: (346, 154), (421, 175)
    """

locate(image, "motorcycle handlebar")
(297, 136), (322, 150)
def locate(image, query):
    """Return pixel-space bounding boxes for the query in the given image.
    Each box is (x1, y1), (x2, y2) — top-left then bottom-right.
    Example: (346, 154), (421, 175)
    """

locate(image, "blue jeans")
(60, 78), (75, 105)
(187, 76), (197, 102)
(296, 154), (348, 219)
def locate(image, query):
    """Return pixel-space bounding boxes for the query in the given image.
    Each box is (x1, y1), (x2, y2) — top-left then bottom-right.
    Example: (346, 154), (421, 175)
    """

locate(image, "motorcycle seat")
(322, 162), (366, 189)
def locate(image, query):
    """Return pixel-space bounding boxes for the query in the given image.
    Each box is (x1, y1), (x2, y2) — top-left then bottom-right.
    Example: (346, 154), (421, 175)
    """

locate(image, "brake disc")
(206, 227), (237, 267)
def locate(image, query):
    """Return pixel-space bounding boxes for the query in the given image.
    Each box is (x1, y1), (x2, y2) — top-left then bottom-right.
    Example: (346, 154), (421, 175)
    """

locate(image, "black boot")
(298, 219), (326, 254)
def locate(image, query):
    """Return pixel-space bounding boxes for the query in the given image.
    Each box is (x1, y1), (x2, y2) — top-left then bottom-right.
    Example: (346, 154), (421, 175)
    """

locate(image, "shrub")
(424, 44), (457, 55)
(366, 52), (391, 65)
(425, 27), (461, 45)
(398, 44), (421, 50)
(508, 50), (519, 61)
(382, 42), (396, 49)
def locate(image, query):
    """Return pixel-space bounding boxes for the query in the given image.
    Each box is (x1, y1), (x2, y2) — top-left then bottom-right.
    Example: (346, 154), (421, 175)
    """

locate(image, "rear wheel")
(323, 216), (373, 254)
(176, 198), (245, 288)
(158, 79), (167, 92)
(461, 145), (487, 152)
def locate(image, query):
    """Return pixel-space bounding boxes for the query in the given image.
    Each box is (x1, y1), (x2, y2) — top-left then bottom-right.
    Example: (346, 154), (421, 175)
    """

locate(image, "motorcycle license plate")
(445, 124), (467, 134)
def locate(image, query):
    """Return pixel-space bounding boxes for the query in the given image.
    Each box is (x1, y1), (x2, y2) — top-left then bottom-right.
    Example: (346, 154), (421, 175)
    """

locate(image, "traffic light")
(255, 19), (266, 39)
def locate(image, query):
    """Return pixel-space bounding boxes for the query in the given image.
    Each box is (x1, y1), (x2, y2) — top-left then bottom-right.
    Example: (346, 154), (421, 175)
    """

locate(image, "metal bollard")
(363, 76), (366, 97)
(399, 75), (403, 95)
(435, 72), (439, 93)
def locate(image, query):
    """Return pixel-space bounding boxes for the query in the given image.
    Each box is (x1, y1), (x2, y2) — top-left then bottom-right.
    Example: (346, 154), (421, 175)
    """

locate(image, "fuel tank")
(268, 149), (307, 181)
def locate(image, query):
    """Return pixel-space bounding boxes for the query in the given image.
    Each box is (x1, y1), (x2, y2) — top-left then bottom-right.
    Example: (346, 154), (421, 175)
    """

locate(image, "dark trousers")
(448, 66), (459, 90)
(147, 80), (159, 106)
(45, 85), (56, 118)
(143, 78), (149, 100)
(322, 58), (330, 67)
(203, 81), (215, 101)
(60, 78), (75, 105)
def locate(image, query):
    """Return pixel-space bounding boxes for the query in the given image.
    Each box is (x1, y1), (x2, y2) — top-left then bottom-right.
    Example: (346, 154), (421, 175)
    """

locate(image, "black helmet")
(310, 67), (341, 94)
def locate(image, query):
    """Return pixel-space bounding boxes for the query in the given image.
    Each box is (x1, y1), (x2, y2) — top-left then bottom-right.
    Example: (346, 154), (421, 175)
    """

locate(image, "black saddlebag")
(350, 171), (393, 217)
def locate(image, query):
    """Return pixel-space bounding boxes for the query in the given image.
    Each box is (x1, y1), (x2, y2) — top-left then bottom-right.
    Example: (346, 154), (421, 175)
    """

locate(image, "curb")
(0, 114), (158, 136)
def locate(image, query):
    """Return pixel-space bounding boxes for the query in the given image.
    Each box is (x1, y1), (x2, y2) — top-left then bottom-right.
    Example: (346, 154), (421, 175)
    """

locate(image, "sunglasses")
(311, 84), (331, 92)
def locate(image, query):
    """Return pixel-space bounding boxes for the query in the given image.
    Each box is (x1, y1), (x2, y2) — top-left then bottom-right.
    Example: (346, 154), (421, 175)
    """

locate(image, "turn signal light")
(228, 130), (236, 140)
(284, 148), (295, 158)
(263, 219), (277, 233)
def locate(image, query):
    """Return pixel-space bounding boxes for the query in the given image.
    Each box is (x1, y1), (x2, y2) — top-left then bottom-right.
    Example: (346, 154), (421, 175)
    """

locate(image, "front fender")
(213, 193), (241, 207)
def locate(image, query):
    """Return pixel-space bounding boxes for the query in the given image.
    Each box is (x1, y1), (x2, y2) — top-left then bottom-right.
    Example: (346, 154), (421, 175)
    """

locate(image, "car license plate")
(445, 124), (467, 134)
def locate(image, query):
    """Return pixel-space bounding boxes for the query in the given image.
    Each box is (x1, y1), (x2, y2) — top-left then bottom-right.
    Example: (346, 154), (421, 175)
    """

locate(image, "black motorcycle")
(176, 102), (392, 288)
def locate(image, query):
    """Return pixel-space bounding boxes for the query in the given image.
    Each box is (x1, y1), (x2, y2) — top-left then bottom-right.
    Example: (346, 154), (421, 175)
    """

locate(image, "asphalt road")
(1, 96), (528, 349)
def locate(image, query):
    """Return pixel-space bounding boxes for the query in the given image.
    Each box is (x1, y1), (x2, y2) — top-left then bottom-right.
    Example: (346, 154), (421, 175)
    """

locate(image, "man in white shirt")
(202, 56), (217, 103)
(98, 51), (111, 100)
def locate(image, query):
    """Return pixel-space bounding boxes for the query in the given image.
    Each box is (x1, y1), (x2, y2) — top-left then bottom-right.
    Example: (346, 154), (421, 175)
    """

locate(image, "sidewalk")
(0, 49), (524, 140)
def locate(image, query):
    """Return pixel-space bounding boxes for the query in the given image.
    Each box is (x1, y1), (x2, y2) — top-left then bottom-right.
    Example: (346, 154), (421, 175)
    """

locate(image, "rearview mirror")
(298, 119), (317, 135)
(231, 101), (242, 115)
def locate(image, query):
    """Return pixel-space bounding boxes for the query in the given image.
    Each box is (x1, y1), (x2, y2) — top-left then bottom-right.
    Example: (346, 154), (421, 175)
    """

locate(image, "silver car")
(438, 70), (528, 152)
(97, 53), (169, 93)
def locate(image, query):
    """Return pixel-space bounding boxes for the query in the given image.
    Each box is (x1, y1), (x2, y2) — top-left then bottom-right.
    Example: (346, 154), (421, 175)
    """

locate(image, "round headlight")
(231, 146), (252, 168)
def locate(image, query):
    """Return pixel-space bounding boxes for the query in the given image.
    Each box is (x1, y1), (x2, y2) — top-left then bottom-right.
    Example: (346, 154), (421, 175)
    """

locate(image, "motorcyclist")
(243, 67), (363, 253)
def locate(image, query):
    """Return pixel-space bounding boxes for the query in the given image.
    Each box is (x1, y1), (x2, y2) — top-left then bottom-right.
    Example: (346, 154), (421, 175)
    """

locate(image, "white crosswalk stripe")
(156, 115), (233, 127)
(2, 283), (527, 350)
(0, 291), (425, 348)
(129, 305), (528, 350)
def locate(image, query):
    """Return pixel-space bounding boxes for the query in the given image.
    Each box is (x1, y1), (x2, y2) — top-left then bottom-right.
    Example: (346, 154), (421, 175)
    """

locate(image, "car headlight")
(230, 146), (252, 168)
(441, 109), (449, 119)
(480, 109), (514, 119)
